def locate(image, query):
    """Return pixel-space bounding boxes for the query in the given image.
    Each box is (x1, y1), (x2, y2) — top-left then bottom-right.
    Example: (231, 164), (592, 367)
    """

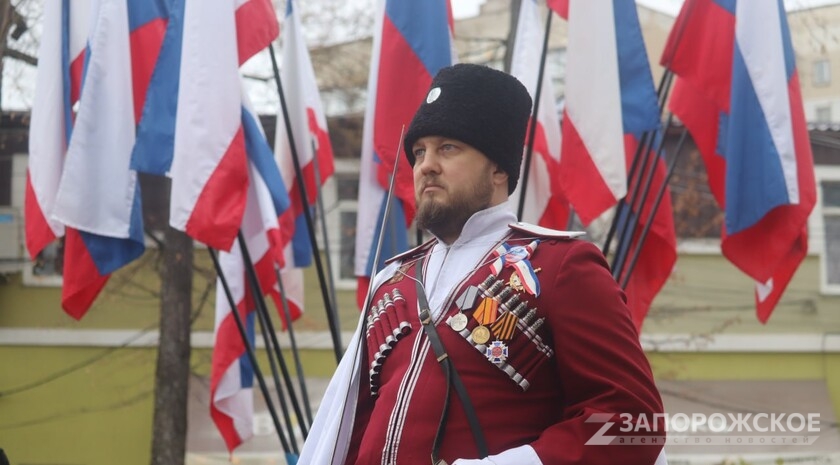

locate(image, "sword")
(330, 126), (406, 464)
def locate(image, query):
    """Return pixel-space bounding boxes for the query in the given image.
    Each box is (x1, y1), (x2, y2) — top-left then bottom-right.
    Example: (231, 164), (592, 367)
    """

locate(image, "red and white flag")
(274, 0), (336, 317)
(509, 0), (569, 228)
(169, 0), (277, 252)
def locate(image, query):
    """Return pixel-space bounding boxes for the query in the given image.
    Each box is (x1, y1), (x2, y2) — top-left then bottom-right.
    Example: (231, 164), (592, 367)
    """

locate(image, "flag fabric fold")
(45, 0), (168, 318)
(664, 0), (816, 322)
(557, 0), (672, 327)
(354, 0), (455, 308)
(211, 97), (292, 453)
(25, 0), (78, 259)
(509, 0), (569, 229)
(168, 0), (279, 252)
(558, 0), (661, 227)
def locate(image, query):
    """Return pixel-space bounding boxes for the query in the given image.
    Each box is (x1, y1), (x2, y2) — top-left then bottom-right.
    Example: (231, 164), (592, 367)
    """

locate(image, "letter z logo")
(585, 413), (618, 445)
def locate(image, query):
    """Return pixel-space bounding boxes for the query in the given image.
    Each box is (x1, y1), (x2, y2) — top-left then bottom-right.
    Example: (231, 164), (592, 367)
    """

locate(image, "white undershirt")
(421, 201), (516, 320)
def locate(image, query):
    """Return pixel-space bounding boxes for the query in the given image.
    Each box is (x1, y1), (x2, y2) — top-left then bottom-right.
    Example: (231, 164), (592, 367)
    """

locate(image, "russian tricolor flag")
(665, 0), (816, 322)
(555, 0), (661, 226)
(354, 0), (455, 308)
(29, 0), (168, 318)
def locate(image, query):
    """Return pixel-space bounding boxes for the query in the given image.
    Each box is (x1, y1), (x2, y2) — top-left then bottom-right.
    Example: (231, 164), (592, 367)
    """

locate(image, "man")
(299, 64), (666, 464)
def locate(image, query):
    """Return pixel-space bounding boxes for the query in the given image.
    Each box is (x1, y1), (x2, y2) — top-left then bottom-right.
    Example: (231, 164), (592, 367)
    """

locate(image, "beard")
(415, 173), (494, 240)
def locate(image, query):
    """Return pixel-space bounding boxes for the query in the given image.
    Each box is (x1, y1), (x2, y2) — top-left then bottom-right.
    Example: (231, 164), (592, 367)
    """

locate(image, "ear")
(491, 163), (509, 189)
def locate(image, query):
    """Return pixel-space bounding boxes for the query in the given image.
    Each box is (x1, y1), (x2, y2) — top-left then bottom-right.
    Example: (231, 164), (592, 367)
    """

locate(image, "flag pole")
(611, 113), (672, 280)
(517, 8), (553, 221)
(602, 70), (673, 256)
(273, 264), (315, 426)
(610, 71), (675, 279)
(236, 231), (310, 443)
(206, 248), (294, 457)
(620, 124), (688, 288)
(268, 43), (343, 363)
(312, 155), (340, 328)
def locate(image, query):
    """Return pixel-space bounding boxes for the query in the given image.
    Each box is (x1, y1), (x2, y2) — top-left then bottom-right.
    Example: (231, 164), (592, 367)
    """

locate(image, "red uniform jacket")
(346, 228), (665, 464)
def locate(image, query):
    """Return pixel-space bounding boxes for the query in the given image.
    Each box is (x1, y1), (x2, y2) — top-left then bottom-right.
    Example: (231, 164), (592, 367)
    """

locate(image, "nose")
(415, 150), (440, 176)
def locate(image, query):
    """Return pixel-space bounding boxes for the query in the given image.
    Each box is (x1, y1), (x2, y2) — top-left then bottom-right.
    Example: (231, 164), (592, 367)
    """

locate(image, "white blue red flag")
(551, 0), (673, 328)
(168, 0), (278, 252)
(664, 0), (816, 322)
(42, 0), (168, 318)
(554, 0), (661, 226)
(274, 0), (336, 317)
(211, 96), (292, 453)
(354, 0), (455, 307)
(131, 0), (276, 177)
(509, 0), (569, 228)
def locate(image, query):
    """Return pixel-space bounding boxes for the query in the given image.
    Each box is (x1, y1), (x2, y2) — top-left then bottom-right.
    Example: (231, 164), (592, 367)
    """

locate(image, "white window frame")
(812, 166), (840, 295)
(815, 105), (832, 123)
(326, 158), (361, 291)
(813, 59), (831, 87)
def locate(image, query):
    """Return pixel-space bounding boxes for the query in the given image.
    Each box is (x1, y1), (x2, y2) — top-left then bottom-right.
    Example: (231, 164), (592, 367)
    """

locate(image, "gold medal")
(471, 325), (491, 345)
(449, 313), (468, 332)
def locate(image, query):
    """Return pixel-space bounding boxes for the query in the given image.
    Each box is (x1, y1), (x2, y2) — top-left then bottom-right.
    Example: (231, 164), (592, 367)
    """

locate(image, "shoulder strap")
(415, 257), (488, 464)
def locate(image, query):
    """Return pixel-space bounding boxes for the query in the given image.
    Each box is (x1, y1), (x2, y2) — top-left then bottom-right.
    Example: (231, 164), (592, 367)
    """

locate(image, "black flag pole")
(236, 231), (309, 443)
(611, 111), (674, 277)
(268, 43), (343, 362)
(619, 124), (688, 288)
(207, 248), (293, 456)
(517, 8), (553, 221)
(610, 70), (676, 278)
(602, 70), (674, 256)
(312, 155), (340, 323)
(273, 264), (315, 426)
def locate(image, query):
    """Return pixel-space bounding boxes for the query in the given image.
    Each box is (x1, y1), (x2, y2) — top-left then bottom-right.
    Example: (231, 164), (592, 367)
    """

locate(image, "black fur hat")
(404, 63), (533, 194)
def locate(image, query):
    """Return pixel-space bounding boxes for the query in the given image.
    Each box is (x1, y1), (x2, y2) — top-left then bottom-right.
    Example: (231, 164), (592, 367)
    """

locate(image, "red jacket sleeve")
(528, 240), (665, 463)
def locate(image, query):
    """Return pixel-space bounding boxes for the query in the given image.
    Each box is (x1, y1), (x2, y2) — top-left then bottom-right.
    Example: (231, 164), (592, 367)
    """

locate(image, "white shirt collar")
(449, 200), (516, 247)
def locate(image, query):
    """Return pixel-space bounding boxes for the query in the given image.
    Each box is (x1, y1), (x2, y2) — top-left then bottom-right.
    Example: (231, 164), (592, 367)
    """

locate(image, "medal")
(490, 311), (518, 341)
(471, 325), (491, 345)
(473, 297), (499, 325)
(455, 285), (480, 312)
(508, 273), (524, 292)
(448, 312), (468, 332)
(485, 340), (509, 364)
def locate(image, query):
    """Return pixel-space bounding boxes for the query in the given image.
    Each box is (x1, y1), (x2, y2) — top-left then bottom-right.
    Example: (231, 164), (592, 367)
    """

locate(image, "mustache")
(418, 177), (445, 190)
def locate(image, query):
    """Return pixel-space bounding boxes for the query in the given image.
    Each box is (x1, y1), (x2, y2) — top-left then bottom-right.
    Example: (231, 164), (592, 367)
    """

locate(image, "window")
(326, 160), (361, 289)
(813, 59), (831, 86)
(822, 180), (840, 293)
(816, 105), (832, 123)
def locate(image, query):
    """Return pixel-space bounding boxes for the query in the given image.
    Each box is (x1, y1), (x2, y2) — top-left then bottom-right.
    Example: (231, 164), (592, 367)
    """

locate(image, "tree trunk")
(150, 226), (194, 465)
(0, 0), (12, 110)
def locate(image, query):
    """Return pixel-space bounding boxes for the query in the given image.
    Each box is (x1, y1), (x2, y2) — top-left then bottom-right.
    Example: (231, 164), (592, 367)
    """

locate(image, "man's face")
(412, 136), (496, 241)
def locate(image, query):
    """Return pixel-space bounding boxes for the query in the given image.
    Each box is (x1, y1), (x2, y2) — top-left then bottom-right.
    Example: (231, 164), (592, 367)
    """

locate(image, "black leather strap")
(415, 257), (488, 464)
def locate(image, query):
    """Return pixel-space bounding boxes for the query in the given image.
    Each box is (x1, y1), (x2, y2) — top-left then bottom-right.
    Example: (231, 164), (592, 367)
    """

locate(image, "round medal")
(449, 313), (468, 332)
(471, 325), (491, 345)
